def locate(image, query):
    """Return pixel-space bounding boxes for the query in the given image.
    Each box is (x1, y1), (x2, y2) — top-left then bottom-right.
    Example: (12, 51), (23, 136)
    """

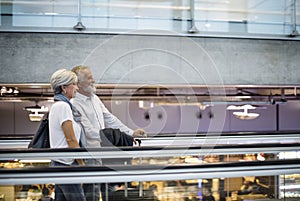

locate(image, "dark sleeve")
(118, 130), (134, 146)
(100, 128), (133, 147)
(100, 128), (115, 146)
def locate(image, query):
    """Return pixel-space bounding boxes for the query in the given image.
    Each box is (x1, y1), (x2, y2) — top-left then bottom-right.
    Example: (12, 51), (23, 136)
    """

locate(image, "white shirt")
(71, 92), (133, 148)
(49, 101), (82, 165)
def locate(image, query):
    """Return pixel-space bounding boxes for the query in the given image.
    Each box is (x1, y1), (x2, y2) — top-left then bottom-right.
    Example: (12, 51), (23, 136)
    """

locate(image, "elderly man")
(71, 65), (146, 201)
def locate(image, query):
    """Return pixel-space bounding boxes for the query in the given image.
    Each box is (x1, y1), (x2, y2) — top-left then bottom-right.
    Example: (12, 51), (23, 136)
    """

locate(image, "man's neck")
(78, 89), (92, 97)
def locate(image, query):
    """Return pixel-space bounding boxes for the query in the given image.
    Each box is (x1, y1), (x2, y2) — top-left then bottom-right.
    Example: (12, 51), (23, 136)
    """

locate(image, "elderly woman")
(49, 69), (86, 201)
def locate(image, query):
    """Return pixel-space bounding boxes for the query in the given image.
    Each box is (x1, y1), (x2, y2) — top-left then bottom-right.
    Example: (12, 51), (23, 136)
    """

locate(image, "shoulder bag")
(28, 113), (50, 149)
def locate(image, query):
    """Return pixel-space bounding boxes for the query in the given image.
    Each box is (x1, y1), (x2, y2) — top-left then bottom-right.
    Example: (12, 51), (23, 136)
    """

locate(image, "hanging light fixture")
(28, 111), (45, 122)
(227, 104), (260, 120)
(73, 0), (86, 30)
(0, 86), (20, 96)
(25, 104), (49, 122)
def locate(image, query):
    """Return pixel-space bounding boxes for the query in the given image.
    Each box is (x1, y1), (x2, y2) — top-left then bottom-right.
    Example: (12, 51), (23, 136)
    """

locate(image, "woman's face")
(63, 82), (78, 99)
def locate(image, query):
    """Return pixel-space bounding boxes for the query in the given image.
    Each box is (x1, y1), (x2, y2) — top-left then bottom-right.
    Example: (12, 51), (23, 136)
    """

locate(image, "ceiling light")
(234, 95), (251, 99)
(233, 111), (259, 120)
(0, 86), (19, 96)
(228, 104), (259, 120)
(13, 88), (19, 94)
(138, 100), (154, 109)
(0, 86), (7, 95)
(6, 88), (13, 93)
(25, 105), (49, 122)
(73, 21), (86, 30)
(26, 105), (48, 112)
(226, 105), (240, 110)
(29, 112), (45, 122)
(227, 104), (256, 110)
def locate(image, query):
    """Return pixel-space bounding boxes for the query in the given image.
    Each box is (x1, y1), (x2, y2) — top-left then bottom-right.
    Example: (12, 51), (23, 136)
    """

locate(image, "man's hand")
(133, 128), (147, 138)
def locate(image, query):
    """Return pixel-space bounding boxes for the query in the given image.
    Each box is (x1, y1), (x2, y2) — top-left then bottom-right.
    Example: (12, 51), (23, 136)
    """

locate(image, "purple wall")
(279, 101), (300, 131)
(103, 101), (294, 134)
(0, 101), (300, 135)
(229, 105), (277, 132)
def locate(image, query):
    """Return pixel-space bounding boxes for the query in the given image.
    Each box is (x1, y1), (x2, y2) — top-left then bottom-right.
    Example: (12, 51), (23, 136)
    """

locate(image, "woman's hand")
(62, 120), (85, 166)
(76, 159), (85, 166)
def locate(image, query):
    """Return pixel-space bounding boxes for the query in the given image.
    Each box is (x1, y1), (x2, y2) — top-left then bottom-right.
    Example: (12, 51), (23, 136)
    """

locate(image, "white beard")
(83, 85), (96, 96)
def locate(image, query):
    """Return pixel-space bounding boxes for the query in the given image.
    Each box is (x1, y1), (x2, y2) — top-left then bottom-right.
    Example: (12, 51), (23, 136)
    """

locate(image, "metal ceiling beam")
(0, 84), (300, 103)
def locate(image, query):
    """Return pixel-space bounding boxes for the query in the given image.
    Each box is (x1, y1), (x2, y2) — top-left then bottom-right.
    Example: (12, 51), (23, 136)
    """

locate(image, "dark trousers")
(83, 183), (116, 201)
(50, 161), (86, 201)
(55, 183), (86, 201)
(83, 159), (120, 201)
(83, 183), (101, 201)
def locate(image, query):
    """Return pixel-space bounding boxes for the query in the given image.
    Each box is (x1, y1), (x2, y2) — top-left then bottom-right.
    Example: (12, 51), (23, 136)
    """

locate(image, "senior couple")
(49, 66), (146, 201)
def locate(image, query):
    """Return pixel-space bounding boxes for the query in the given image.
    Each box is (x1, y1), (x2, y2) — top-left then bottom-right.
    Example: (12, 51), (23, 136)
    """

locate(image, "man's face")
(79, 69), (96, 96)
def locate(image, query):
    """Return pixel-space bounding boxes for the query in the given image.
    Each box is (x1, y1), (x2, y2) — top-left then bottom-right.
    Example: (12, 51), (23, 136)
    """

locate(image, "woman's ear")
(61, 85), (67, 94)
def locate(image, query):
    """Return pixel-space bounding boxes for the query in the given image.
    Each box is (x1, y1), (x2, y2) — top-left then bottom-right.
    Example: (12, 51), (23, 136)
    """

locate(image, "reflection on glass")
(1, 176), (296, 201)
(0, 0), (298, 37)
(1, 151), (300, 200)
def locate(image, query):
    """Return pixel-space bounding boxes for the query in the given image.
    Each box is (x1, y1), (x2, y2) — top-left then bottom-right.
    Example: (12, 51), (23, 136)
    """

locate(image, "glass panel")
(280, 174), (300, 199)
(246, 0), (293, 35)
(12, 0), (77, 27)
(194, 0), (298, 35)
(0, 0), (299, 38)
(1, 148), (300, 200)
(80, 0), (190, 32)
(0, 177), (279, 201)
(1, 173), (299, 200)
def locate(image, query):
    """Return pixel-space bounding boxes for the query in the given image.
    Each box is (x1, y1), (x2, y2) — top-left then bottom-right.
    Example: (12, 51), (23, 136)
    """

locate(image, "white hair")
(71, 65), (89, 83)
(50, 69), (77, 94)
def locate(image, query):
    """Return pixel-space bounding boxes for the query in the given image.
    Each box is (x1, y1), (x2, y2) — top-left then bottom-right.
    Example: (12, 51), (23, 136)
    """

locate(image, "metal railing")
(0, 158), (299, 184)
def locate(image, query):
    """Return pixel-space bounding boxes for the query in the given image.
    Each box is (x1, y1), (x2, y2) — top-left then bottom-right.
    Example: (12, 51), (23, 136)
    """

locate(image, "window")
(0, 0), (299, 38)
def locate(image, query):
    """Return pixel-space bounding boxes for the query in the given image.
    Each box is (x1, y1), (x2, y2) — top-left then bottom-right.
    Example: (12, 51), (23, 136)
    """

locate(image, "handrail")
(0, 143), (300, 160)
(0, 159), (300, 185)
(1, 132), (300, 148)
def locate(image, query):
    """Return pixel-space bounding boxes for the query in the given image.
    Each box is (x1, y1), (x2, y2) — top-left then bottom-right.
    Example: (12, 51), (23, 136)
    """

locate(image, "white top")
(49, 101), (82, 165)
(71, 92), (133, 148)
